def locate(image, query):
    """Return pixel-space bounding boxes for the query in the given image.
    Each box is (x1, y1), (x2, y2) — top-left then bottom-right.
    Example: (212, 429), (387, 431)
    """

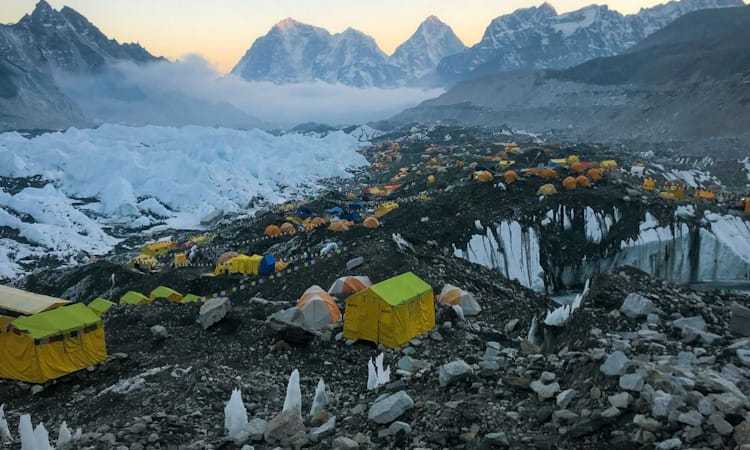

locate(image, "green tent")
(181, 294), (203, 304)
(88, 298), (115, 316)
(370, 272), (433, 306)
(11, 303), (102, 340)
(149, 286), (183, 302)
(120, 291), (150, 305)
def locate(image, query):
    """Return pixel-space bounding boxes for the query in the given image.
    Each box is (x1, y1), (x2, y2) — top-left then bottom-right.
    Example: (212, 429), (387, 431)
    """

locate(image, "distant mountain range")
(231, 16), (465, 87)
(389, 6), (750, 151)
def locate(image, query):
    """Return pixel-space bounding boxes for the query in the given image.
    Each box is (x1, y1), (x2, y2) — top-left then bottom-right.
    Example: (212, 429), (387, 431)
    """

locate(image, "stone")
(730, 302), (750, 337)
(333, 436), (360, 450)
(601, 407), (621, 419)
(368, 391), (414, 424)
(397, 356), (428, 373)
(608, 392), (632, 409)
(264, 411), (305, 446)
(677, 410), (703, 427)
(708, 413), (733, 436)
(438, 359), (473, 387)
(530, 380), (560, 400)
(633, 414), (662, 432)
(737, 349), (750, 368)
(556, 389), (577, 409)
(735, 420), (750, 447)
(553, 409), (578, 422)
(540, 371), (556, 382)
(378, 421), (411, 438)
(505, 319), (519, 334)
(711, 392), (745, 415)
(697, 397), (715, 416)
(655, 438), (682, 450)
(247, 418), (267, 442)
(600, 351), (630, 376)
(620, 293), (655, 319)
(309, 416), (336, 442)
(672, 316), (706, 332)
(150, 325), (168, 339)
(198, 297), (231, 330)
(346, 257), (365, 271)
(651, 391), (675, 418)
(484, 432), (509, 446)
(619, 373), (645, 392)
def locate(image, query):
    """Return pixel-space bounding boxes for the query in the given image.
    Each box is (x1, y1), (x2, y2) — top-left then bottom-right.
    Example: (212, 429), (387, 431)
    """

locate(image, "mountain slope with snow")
(389, 16), (466, 81)
(0, 125), (368, 279)
(437, 0), (744, 82)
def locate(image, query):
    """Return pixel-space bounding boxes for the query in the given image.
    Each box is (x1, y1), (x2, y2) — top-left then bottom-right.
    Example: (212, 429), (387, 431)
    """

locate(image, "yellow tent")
(0, 303), (107, 384)
(343, 272), (435, 348)
(120, 291), (150, 305)
(216, 254), (262, 275)
(643, 177), (657, 192)
(129, 254), (157, 270)
(537, 184), (558, 196)
(88, 298), (115, 316)
(174, 253), (188, 268)
(600, 160), (618, 171)
(374, 201), (399, 218)
(141, 241), (175, 257)
(0, 285), (69, 316)
(149, 286), (183, 303)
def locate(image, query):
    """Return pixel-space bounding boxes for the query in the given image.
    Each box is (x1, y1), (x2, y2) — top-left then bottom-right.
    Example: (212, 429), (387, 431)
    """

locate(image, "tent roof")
(11, 303), (101, 339)
(371, 272), (432, 306)
(121, 291), (149, 304)
(0, 285), (69, 316)
(88, 298), (115, 315)
(150, 286), (181, 298)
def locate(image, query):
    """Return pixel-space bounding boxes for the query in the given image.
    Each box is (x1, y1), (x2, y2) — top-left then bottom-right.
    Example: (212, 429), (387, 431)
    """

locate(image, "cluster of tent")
(263, 201), (398, 239)
(279, 272), (482, 349)
(0, 285), (112, 383)
(213, 252), (287, 276)
(120, 286), (202, 305)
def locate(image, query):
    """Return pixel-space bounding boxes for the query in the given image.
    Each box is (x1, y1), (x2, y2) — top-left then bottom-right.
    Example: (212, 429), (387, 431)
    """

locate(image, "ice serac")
(231, 18), (403, 87)
(436, 0), (743, 82)
(454, 220), (544, 291)
(389, 16), (466, 81)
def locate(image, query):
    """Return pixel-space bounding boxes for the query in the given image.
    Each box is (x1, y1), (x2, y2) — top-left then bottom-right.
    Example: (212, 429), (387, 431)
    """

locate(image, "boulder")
(737, 349), (750, 368)
(247, 418), (267, 442)
(438, 359), (473, 387)
(730, 302), (750, 337)
(267, 307), (318, 346)
(708, 413), (733, 436)
(263, 411), (305, 446)
(150, 325), (168, 339)
(530, 380), (560, 400)
(655, 438), (682, 450)
(608, 392), (632, 409)
(600, 351), (630, 376)
(309, 416), (336, 443)
(619, 373), (645, 392)
(333, 437), (359, 450)
(672, 316), (706, 333)
(556, 389), (577, 409)
(620, 293), (655, 319)
(651, 391), (675, 418)
(198, 297), (231, 330)
(397, 356), (429, 374)
(368, 391), (414, 424)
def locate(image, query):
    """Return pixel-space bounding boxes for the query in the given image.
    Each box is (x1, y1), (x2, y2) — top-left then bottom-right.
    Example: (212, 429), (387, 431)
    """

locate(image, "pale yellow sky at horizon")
(3, 0), (747, 73)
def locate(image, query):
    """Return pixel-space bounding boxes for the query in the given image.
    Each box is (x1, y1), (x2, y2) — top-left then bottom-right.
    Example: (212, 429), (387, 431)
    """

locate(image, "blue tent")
(260, 254), (276, 276)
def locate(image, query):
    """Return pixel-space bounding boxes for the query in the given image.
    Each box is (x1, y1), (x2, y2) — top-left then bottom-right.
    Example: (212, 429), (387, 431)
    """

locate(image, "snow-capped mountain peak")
(389, 16), (466, 81)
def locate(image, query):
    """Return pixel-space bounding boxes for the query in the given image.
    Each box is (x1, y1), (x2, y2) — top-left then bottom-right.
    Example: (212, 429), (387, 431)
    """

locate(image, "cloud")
(56, 55), (443, 129)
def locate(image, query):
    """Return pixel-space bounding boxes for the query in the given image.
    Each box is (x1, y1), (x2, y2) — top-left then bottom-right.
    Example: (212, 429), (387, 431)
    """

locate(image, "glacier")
(0, 124), (367, 279)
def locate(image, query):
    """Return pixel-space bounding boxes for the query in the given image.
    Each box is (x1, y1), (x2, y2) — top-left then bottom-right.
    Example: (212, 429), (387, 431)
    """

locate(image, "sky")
(1, 0), (741, 73)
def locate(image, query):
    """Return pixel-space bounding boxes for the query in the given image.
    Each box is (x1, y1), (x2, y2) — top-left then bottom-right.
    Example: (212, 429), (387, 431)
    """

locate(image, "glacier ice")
(367, 353), (391, 390)
(224, 389), (249, 444)
(57, 421), (72, 449)
(0, 405), (11, 442)
(309, 378), (329, 418)
(33, 424), (53, 450)
(19, 415), (35, 450)
(282, 369), (302, 417)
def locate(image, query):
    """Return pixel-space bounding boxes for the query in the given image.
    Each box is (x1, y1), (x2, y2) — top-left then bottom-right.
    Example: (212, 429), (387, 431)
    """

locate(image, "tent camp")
(343, 272), (435, 348)
(120, 291), (150, 305)
(0, 303), (107, 383)
(150, 286), (183, 302)
(0, 285), (69, 317)
(328, 276), (372, 297)
(437, 284), (482, 316)
(88, 298), (115, 316)
(296, 286), (341, 330)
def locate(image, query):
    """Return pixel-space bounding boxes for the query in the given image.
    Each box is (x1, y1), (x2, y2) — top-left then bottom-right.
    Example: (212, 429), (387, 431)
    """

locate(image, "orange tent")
(587, 168), (603, 182)
(503, 170), (519, 184)
(280, 222), (297, 235)
(427, 175), (436, 185)
(265, 225), (281, 238)
(473, 171), (494, 183)
(363, 216), (380, 229)
(297, 286), (342, 329)
(643, 177), (657, 191)
(562, 177), (578, 190)
(576, 175), (591, 188)
(328, 221), (352, 232)
(570, 162), (585, 174)
(328, 276), (372, 297)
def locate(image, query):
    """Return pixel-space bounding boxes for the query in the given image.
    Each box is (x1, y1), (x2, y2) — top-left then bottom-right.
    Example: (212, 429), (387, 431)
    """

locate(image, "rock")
(267, 307), (318, 346)
(504, 319), (519, 334)
(735, 420), (750, 447)
(247, 418), (267, 442)
(264, 411), (305, 446)
(708, 413), (733, 436)
(540, 371), (556, 382)
(730, 302), (750, 337)
(651, 391), (675, 418)
(737, 349), (750, 368)
(150, 325), (168, 339)
(601, 407), (621, 419)
(619, 373), (645, 392)
(697, 397), (715, 416)
(368, 391), (414, 424)
(530, 380), (560, 400)
(655, 438), (682, 450)
(346, 257), (365, 271)
(438, 359), (473, 387)
(620, 293), (655, 319)
(711, 392), (745, 415)
(633, 414), (662, 432)
(608, 392), (632, 409)
(397, 356), (428, 373)
(309, 416), (336, 442)
(556, 389), (577, 409)
(333, 436), (360, 450)
(672, 316), (706, 332)
(378, 421), (411, 438)
(484, 432), (509, 446)
(553, 409), (579, 422)
(198, 297), (231, 330)
(600, 351), (630, 376)
(677, 410), (703, 427)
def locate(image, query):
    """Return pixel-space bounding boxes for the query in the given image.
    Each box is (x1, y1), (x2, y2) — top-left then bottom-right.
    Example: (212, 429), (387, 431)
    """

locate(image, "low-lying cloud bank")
(56, 55), (443, 129)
